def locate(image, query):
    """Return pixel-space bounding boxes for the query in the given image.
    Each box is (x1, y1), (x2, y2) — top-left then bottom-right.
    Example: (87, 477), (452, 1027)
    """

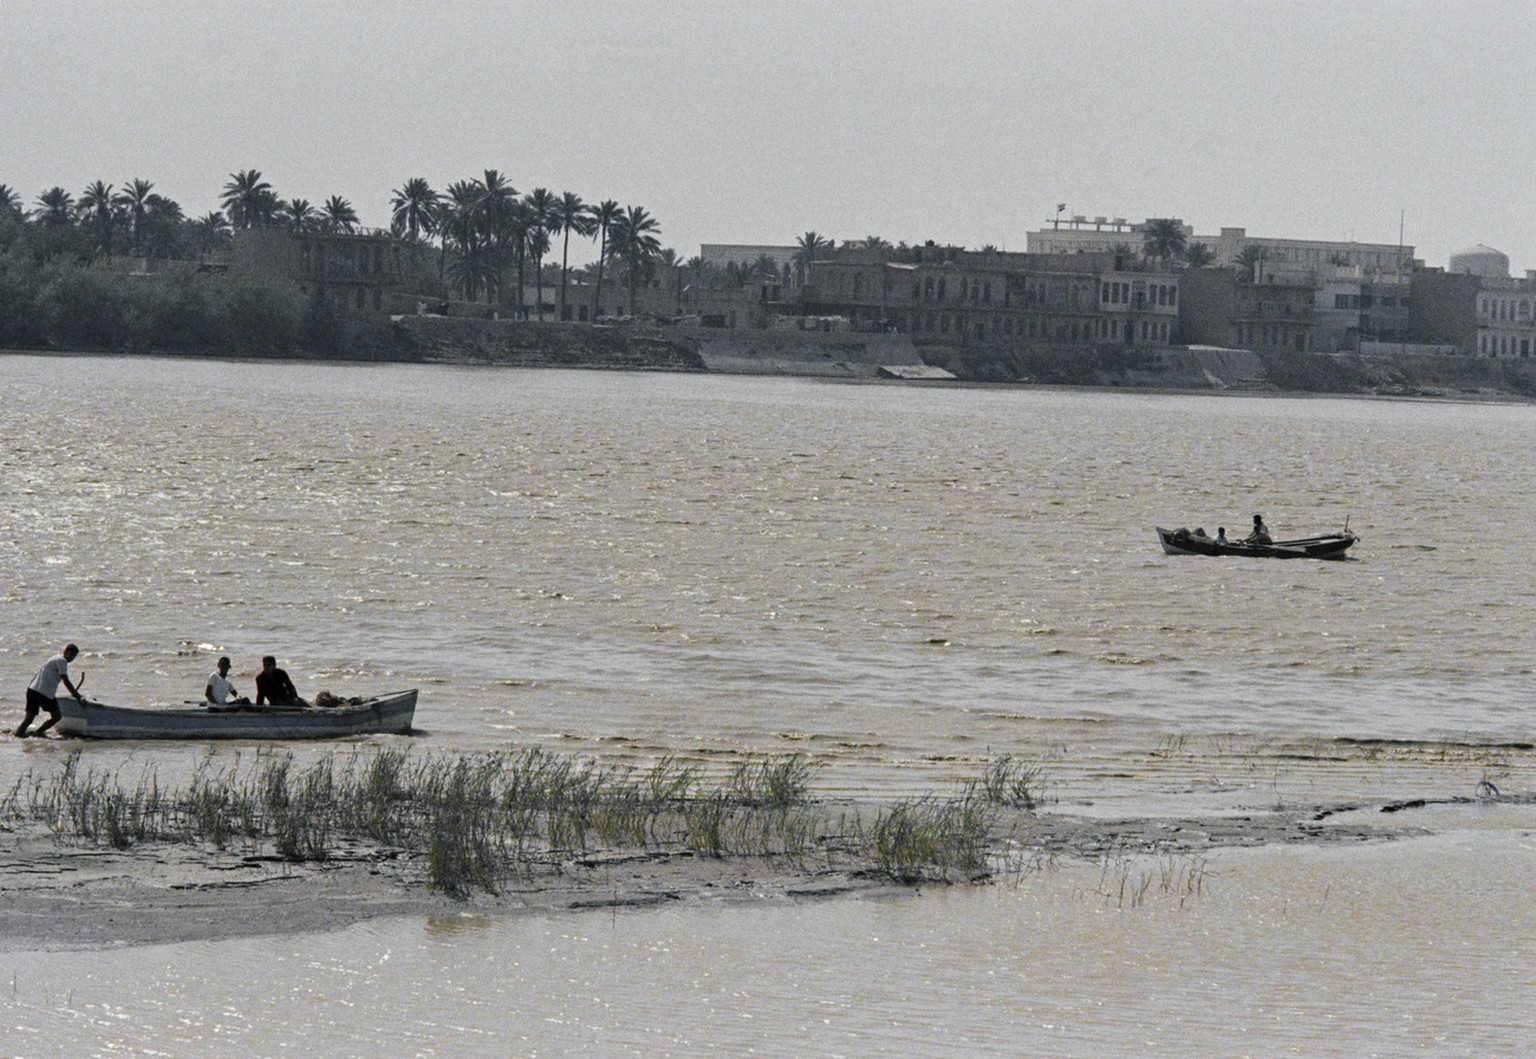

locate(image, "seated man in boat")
(205, 656), (251, 705)
(1215, 527), (1229, 545)
(1244, 514), (1273, 545)
(255, 655), (308, 707)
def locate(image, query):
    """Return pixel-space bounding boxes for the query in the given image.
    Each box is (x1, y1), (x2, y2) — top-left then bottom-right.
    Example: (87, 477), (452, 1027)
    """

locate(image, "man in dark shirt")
(255, 655), (306, 706)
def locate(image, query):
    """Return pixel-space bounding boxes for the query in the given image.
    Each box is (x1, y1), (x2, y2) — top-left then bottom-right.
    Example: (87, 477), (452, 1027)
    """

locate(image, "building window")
(937, 279), (947, 301)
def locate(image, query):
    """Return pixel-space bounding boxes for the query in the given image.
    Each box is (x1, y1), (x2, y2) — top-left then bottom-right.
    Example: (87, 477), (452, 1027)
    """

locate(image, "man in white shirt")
(18, 643), (81, 738)
(204, 656), (249, 705)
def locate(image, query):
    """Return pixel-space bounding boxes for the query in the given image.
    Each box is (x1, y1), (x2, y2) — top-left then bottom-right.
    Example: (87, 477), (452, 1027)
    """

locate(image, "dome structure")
(1448, 244), (1510, 279)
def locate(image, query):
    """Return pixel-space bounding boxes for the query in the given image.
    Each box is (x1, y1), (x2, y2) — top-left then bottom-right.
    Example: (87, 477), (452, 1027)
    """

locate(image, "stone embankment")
(387, 316), (1536, 400)
(390, 315), (707, 371)
(927, 342), (1536, 400)
(389, 317), (927, 378)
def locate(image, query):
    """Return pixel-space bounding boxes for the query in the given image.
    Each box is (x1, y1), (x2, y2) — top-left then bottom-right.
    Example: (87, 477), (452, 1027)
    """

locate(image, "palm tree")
(657, 248), (685, 314)
(551, 191), (595, 321)
(279, 198), (318, 232)
(0, 184), (22, 221)
(1141, 218), (1187, 266)
(793, 230), (831, 287)
(321, 196), (359, 233)
(1184, 242), (1215, 268)
(79, 181), (116, 255)
(441, 180), (489, 301)
(140, 194), (184, 258)
(33, 187), (75, 226)
(112, 178), (155, 255)
(221, 169), (276, 229)
(1235, 245), (1269, 282)
(608, 204), (662, 316)
(683, 255), (711, 312)
(527, 222), (553, 319)
(189, 211), (231, 260)
(523, 188), (559, 320)
(862, 235), (892, 253)
(390, 178), (440, 242)
(589, 199), (621, 320)
(476, 170), (518, 307)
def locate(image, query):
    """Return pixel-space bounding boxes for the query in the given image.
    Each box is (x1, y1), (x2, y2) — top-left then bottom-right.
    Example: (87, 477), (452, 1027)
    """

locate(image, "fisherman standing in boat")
(17, 643), (82, 738)
(255, 655), (307, 707)
(1245, 514), (1273, 545)
(205, 656), (251, 705)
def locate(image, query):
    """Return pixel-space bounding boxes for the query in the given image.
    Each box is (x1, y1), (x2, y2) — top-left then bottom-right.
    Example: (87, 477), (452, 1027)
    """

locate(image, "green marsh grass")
(6, 749), (1049, 895)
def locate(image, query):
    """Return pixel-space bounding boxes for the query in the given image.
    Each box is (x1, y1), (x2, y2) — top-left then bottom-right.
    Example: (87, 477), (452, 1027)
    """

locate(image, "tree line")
(0, 168), (684, 353)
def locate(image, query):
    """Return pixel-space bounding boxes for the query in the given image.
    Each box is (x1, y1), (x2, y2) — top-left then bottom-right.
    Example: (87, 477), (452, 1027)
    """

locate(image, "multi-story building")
(233, 226), (401, 313)
(802, 248), (1178, 348)
(1025, 214), (1156, 255)
(1315, 268), (1411, 351)
(1406, 268), (1479, 354)
(1026, 214), (1416, 275)
(1179, 269), (1317, 352)
(1473, 276), (1536, 357)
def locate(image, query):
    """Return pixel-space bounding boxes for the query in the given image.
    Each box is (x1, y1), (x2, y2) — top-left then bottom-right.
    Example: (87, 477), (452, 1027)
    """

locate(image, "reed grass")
(6, 748), (1044, 895)
(966, 755), (1043, 810)
(866, 796), (992, 883)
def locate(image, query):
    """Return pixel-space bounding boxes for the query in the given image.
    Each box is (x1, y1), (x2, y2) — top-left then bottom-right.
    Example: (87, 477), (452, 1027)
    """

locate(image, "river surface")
(2, 354), (1534, 1054)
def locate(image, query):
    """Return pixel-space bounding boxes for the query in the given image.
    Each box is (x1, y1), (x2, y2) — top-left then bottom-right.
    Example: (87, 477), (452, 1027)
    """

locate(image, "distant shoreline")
(7, 340), (1536, 405)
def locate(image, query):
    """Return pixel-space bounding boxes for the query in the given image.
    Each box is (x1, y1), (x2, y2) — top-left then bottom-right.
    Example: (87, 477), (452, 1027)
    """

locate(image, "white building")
(1025, 215), (1416, 277)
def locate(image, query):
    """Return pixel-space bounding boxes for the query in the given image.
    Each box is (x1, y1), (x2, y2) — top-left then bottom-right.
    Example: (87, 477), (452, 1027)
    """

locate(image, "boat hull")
(1156, 527), (1357, 560)
(56, 690), (417, 740)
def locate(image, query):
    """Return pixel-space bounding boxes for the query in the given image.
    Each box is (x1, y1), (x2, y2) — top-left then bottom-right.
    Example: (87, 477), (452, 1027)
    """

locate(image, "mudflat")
(0, 800), (1422, 952)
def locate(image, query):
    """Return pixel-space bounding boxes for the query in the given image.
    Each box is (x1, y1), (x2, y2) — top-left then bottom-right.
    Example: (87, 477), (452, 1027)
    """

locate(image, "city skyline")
(3, 0), (1530, 270)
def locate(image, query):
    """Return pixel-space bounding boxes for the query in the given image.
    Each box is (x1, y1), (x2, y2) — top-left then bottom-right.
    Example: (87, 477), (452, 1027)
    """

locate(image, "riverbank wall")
(388, 316), (1536, 399)
(922, 342), (1536, 400)
(387, 317), (926, 377)
(11, 314), (1536, 401)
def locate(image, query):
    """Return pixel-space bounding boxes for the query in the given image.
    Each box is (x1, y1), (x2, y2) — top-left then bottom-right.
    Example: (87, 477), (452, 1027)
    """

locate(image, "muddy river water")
(2, 354), (1534, 1054)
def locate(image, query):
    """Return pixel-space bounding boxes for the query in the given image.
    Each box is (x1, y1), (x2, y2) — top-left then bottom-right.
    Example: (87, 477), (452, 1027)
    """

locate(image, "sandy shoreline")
(0, 798), (1427, 953)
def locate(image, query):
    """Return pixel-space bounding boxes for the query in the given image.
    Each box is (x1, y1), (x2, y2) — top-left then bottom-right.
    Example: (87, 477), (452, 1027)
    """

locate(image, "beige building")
(1027, 215), (1416, 276)
(805, 248), (1179, 347)
(1474, 275), (1536, 358)
(234, 227), (401, 313)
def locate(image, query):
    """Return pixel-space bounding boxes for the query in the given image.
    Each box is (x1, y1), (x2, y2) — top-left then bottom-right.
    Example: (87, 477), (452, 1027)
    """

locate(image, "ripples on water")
(5, 355), (1536, 1052)
(7, 826), (1534, 1055)
(4, 355), (1534, 800)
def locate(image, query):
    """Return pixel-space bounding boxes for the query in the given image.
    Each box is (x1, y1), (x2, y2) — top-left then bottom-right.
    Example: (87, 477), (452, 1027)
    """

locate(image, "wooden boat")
(56, 689), (417, 740)
(1156, 526), (1357, 560)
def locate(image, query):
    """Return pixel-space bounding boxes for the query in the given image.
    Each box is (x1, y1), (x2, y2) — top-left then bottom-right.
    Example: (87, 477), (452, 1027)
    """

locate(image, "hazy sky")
(4, 1), (1532, 270)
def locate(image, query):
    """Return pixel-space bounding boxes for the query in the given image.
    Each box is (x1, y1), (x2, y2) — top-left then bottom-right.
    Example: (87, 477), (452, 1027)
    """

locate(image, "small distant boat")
(56, 689), (417, 740)
(1156, 526), (1357, 560)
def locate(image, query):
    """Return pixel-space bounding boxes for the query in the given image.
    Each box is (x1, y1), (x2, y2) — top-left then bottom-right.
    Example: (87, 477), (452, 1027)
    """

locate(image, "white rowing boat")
(55, 690), (417, 740)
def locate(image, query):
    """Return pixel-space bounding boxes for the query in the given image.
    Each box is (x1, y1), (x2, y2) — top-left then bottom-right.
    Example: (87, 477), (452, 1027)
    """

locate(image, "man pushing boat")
(17, 643), (83, 738)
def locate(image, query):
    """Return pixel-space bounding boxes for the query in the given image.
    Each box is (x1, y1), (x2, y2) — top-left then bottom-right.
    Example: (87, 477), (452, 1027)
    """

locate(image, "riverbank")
(0, 783), (1432, 952)
(11, 321), (1536, 400)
